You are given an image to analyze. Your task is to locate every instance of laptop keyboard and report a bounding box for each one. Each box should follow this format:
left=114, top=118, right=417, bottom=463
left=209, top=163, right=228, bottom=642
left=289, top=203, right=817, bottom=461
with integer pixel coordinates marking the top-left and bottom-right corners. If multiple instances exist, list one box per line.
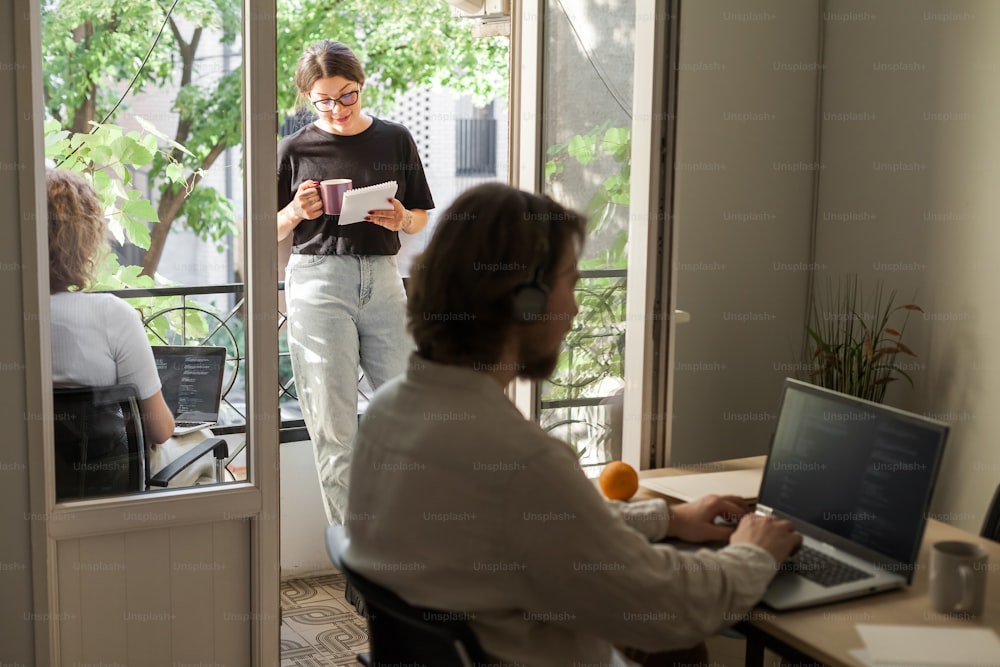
left=780, top=545, right=874, bottom=587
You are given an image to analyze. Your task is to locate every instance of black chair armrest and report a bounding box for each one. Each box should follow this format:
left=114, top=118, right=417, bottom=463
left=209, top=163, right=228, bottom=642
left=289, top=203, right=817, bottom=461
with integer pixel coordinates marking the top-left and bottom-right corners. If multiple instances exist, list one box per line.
left=982, top=484, right=1000, bottom=542
left=148, top=437, right=229, bottom=488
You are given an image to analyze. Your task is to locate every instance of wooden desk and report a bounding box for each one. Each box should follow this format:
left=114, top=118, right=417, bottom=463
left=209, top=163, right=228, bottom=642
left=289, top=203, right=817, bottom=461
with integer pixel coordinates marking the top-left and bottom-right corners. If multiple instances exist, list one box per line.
left=639, top=457, right=1000, bottom=667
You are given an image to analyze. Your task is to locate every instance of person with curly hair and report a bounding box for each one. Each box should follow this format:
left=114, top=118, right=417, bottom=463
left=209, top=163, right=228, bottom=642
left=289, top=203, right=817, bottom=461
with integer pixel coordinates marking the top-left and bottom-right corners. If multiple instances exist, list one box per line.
left=48, top=168, right=175, bottom=445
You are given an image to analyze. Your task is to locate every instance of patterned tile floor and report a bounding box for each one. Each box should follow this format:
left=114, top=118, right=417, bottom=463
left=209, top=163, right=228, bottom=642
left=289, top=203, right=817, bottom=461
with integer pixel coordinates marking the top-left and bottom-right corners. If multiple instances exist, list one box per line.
left=280, top=574, right=368, bottom=667
left=277, top=574, right=778, bottom=667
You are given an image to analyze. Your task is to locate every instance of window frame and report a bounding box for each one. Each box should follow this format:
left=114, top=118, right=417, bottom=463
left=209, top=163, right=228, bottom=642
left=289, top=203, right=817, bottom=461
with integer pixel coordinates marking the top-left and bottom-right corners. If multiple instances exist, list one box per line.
left=510, top=0, right=678, bottom=470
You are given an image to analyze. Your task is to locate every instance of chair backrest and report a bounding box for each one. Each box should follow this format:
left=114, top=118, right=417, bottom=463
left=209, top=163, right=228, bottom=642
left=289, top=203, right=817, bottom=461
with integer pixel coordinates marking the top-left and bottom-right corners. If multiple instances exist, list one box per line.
left=982, top=484, right=1000, bottom=542
left=53, top=383, right=145, bottom=500
left=325, top=525, right=493, bottom=667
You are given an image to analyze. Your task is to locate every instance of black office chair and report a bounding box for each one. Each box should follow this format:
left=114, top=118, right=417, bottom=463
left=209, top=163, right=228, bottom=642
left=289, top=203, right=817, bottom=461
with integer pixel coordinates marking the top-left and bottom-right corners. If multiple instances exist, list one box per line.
left=324, top=525, right=494, bottom=667
left=53, top=383, right=229, bottom=501
left=981, top=483, right=1000, bottom=542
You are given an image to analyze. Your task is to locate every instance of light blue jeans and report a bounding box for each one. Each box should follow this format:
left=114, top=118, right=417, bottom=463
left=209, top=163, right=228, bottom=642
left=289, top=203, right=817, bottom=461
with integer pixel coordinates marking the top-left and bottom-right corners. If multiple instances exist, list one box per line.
left=285, top=254, right=411, bottom=525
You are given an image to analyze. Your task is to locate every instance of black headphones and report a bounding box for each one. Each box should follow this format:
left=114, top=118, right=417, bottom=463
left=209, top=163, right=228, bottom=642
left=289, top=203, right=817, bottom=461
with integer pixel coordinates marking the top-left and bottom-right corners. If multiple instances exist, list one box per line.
left=510, top=192, right=552, bottom=323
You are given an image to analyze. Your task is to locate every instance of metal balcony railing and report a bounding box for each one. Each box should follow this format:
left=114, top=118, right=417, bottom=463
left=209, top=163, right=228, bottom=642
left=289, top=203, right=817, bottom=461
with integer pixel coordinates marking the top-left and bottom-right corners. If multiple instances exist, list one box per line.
left=102, top=282, right=305, bottom=441
left=539, top=268, right=628, bottom=468
left=102, top=268, right=627, bottom=458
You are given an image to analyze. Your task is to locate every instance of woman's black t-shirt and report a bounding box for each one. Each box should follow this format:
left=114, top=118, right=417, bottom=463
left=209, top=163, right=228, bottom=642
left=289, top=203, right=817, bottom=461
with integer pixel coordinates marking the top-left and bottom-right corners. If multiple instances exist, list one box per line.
left=277, top=117, right=435, bottom=255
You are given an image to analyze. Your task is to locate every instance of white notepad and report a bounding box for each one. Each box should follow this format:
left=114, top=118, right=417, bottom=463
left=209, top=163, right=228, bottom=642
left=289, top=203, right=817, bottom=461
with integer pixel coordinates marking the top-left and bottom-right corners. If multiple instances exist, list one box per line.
left=639, top=468, right=763, bottom=502
left=855, top=625, right=1000, bottom=666
left=338, top=180, right=398, bottom=225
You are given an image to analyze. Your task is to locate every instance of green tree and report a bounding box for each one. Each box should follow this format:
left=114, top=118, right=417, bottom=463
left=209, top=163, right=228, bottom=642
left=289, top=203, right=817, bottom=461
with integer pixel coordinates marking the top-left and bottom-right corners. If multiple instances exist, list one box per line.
left=277, top=1, right=508, bottom=115
left=42, top=0, right=508, bottom=278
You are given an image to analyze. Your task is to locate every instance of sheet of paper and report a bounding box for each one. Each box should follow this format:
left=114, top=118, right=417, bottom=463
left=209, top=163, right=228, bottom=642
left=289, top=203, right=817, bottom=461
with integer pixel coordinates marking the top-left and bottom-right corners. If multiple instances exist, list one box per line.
left=856, top=624, right=1000, bottom=666
left=639, top=468, right=763, bottom=502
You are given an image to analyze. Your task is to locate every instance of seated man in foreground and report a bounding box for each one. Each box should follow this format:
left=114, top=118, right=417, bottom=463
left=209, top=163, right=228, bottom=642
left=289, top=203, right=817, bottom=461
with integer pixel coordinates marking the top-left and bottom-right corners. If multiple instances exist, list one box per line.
left=344, top=183, right=801, bottom=666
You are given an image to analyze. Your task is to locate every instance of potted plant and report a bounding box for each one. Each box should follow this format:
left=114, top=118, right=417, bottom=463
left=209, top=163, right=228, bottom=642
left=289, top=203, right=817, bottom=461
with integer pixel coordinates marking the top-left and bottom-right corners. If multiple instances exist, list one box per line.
left=805, top=275, right=923, bottom=403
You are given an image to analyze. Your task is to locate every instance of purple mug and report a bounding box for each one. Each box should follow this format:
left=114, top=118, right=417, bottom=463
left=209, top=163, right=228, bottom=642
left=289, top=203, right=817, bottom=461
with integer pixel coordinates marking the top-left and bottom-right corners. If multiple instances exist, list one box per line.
left=319, top=179, right=352, bottom=215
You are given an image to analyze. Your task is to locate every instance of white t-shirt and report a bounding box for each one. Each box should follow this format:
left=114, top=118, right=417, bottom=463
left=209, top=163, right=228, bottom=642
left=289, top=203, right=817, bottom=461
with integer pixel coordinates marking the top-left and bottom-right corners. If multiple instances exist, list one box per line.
left=50, top=291, right=161, bottom=399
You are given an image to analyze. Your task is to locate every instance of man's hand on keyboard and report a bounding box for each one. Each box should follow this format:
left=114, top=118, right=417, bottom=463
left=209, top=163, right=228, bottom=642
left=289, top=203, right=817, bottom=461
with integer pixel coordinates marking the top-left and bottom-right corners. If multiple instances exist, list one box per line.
left=665, top=494, right=753, bottom=543
left=730, top=514, right=803, bottom=565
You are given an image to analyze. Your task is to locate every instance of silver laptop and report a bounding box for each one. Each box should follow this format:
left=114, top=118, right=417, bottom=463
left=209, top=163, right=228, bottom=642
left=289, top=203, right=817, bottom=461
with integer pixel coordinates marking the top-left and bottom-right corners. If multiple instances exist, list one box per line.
left=757, top=379, right=948, bottom=610
left=152, top=346, right=227, bottom=436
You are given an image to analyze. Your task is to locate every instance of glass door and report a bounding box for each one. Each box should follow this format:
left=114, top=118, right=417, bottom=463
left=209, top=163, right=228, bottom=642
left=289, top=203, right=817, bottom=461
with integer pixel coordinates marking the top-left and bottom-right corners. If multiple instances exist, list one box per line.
left=27, top=0, right=280, bottom=662
left=514, top=0, right=675, bottom=470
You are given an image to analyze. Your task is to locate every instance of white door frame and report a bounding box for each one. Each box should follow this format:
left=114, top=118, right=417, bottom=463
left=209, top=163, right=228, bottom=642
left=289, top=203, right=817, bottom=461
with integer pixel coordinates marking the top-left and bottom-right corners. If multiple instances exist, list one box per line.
left=20, top=1, right=280, bottom=662
left=508, top=0, right=543, bottom=418
left=621, top=0, right=673, bottom=470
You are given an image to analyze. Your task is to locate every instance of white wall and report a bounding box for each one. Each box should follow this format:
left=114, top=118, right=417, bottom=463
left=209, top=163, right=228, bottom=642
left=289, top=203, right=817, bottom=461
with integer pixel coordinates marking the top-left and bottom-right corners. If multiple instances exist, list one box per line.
left=279, top=440, right=336, bottom=578
left=389, top=87, right=510, bottom=277
left=670, top=0, right=821, bottom=464
left=674, top=0, right=1000, bottom=532
left=815, top=0, right=1000, bottom=532
left=813, top=0, right=940, bottom=385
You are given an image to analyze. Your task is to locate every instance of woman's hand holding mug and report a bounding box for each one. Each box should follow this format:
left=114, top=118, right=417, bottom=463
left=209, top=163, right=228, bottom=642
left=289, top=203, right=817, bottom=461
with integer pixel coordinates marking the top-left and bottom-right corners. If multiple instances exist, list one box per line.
left=292, top=180, right=324, bottom=222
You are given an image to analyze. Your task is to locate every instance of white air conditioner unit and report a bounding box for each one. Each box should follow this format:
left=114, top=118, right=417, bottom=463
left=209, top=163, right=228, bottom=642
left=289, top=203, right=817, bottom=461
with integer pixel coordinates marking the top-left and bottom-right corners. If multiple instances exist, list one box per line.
left=444, top=0, right=511, bottom=38
left=447, top=0, right=486, bottom=13
left=445, top=0, right=511, bottom=19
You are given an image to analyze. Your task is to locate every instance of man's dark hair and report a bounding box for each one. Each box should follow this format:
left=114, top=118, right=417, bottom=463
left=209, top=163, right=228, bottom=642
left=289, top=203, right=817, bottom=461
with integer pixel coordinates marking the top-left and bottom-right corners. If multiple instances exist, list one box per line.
left=408, top=183, right=586, bottom=367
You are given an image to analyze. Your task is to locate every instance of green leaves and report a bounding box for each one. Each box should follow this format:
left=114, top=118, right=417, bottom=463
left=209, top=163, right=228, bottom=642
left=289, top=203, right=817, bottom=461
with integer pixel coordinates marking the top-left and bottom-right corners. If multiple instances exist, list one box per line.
left=179, top=185, right=238, bottom=251
left=44, top=121, right=71, bottom=156
left=544, top=160, right=564, bottom=180
left=542, top=272, right=627, bottom=403
left=45, top=117, right=193, bottom=256
left=143, top=303, right=211, bottom=347
left=42, top=0, right=243, bottom=278
left=89, top=247, right=157, bottom=293
left=603, top=126, right=631, bottom=161
left=567, top=134, right=597, bottom=165
left=545, top=123, right=632, bottom=268
left=41, top=1, right=176, bottom=126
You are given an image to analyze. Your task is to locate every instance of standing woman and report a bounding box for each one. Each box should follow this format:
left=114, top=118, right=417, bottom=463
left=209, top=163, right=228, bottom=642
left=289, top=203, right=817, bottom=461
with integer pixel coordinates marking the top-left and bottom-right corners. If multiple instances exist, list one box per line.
left=278, top=40, right=434, bottom=525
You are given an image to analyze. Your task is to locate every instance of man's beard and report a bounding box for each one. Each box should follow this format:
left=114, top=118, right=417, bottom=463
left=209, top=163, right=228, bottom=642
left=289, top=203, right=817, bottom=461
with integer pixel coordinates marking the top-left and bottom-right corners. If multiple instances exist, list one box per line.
left=516, top=329, right=561, bottom=381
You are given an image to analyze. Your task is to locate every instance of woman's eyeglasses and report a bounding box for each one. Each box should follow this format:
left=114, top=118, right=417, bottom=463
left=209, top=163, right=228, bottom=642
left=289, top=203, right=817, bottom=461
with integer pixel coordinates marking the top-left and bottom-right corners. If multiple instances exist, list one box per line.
left=311, top=89, right=360, bottom=112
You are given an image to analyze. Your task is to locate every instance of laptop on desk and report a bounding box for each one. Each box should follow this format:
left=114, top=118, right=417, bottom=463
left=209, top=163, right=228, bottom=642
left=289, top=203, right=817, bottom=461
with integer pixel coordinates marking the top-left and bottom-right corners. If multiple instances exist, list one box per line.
left=152, top=346, right=227, bottom=436
left=757, top=379, right=949, bottom=611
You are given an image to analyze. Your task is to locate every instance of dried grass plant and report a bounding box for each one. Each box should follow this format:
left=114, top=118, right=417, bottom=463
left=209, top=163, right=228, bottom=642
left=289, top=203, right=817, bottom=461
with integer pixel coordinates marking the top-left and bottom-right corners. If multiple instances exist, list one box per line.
left=806, top=275, right=923, bottom=403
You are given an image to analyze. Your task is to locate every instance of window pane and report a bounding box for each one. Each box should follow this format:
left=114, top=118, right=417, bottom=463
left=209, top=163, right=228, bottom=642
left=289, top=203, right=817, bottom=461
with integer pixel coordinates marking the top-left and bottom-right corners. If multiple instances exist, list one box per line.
left=539, top=0, right=635, bottom=470
left=42, top=1, right=248, bottom=499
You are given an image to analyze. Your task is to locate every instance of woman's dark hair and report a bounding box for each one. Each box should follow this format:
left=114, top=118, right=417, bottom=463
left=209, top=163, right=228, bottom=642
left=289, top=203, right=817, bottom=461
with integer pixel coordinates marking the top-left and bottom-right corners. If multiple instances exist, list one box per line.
left=295, top=40, right=366, bottom=102
left=407, top=183, right=586, bottom=367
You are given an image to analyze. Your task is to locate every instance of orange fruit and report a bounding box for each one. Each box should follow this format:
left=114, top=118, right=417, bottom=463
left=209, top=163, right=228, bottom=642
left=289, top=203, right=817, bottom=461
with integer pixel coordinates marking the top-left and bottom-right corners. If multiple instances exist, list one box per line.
left=599, top=461, right=639, bottom=501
